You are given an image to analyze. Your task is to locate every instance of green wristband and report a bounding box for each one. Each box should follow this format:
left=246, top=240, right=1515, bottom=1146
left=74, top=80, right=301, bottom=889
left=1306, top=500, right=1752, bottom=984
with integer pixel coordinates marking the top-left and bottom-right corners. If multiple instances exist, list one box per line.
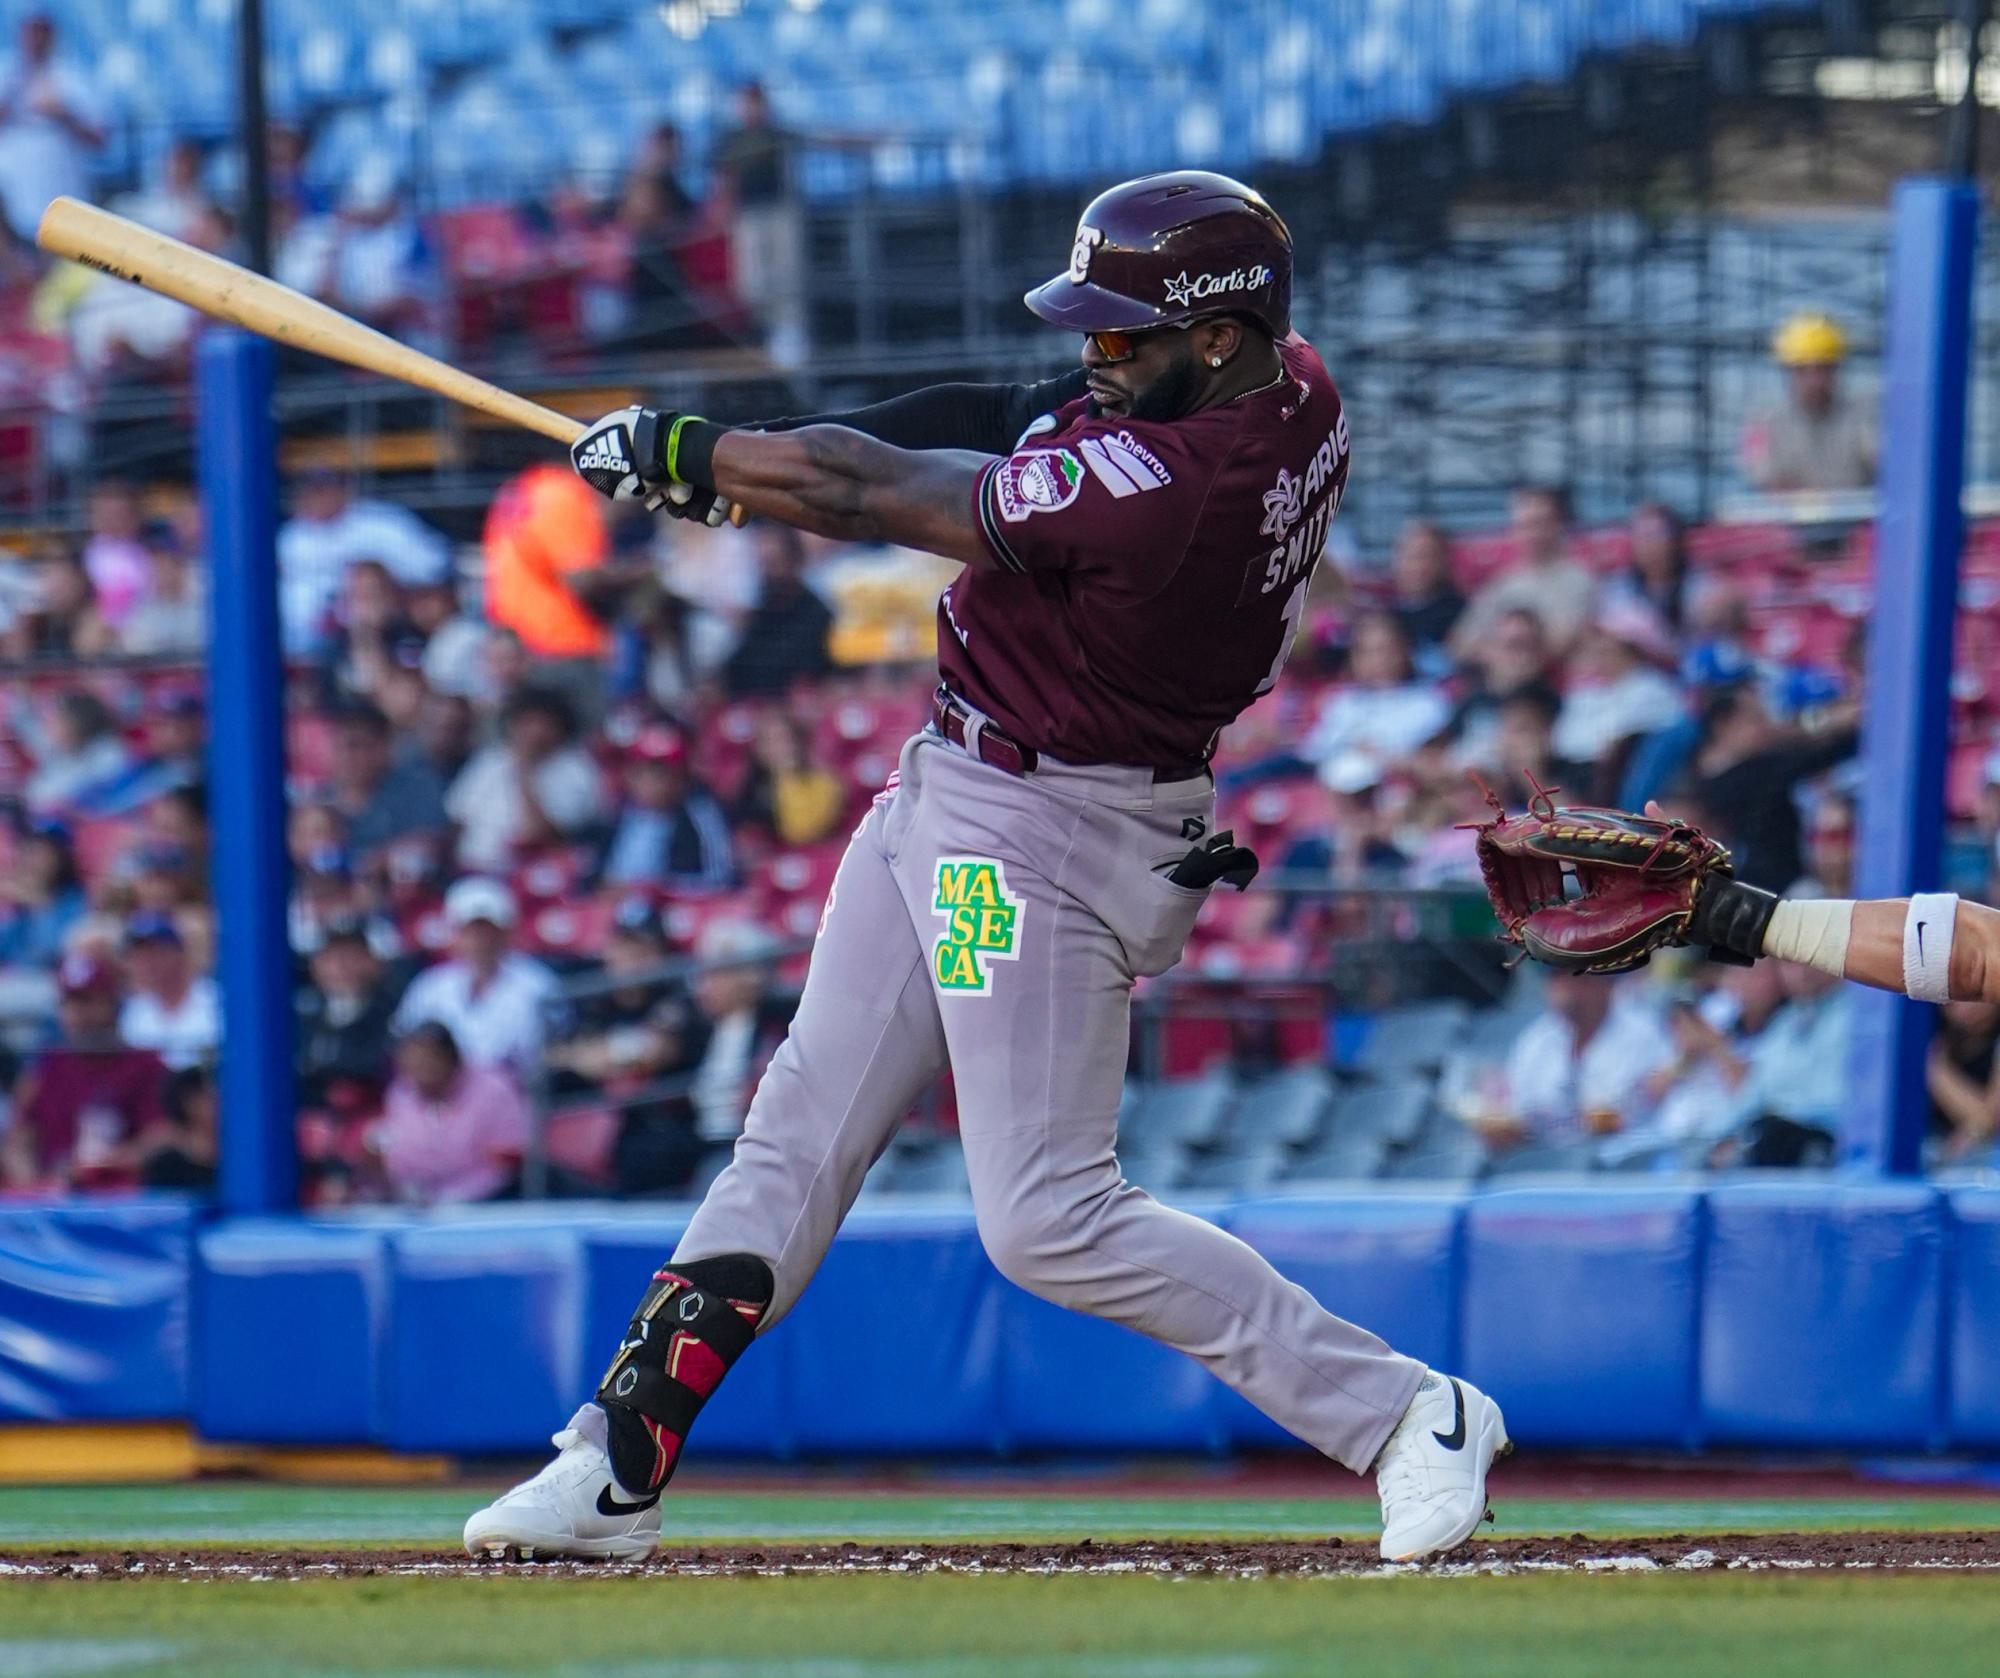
left=664, top=414, right=701, bottom=485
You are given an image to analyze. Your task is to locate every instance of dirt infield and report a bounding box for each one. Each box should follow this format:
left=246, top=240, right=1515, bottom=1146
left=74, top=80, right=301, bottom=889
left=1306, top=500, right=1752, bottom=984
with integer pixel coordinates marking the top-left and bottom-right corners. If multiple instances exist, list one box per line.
left=5, top=1530, right=1997, bottom=1579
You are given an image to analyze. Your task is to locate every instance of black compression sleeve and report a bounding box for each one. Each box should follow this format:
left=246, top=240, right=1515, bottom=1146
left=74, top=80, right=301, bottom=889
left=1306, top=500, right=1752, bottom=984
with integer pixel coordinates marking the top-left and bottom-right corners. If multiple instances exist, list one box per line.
left=755, top=369, right=1090, bottom=456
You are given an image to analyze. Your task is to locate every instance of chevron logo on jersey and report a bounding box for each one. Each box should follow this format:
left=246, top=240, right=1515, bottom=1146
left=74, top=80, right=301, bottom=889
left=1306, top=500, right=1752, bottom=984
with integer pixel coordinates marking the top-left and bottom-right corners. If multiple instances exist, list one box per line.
left=1079, top=432, right=1172, bottom=498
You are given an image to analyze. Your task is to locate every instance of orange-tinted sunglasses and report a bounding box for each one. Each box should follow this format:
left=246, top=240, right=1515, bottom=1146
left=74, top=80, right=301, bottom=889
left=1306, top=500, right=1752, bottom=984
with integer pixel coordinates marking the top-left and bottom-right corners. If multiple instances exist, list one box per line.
left=1085, top=316, right=1208, bottom=364
left=1086, top=327, right=1143, bottom=363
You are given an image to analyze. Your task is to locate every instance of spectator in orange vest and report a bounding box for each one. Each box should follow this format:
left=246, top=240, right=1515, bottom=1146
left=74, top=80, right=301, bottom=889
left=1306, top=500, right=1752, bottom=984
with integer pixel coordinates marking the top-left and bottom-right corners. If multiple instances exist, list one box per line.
left=484, top=465, right=617, bottom=655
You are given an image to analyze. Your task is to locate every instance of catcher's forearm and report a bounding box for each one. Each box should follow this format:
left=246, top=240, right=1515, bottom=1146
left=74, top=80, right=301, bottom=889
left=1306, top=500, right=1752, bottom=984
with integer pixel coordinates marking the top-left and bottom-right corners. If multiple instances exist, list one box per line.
left=1715, top=886, right=2000, bottom=1003
left=1843, top=897, right=1999, bottom=1002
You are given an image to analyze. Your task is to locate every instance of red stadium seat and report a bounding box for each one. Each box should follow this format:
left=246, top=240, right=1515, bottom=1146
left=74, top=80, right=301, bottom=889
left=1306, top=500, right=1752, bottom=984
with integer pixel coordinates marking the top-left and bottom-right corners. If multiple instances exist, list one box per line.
left=1225, top=779, right=1334, bottom=850
left=545, top=1104, right=618, bottom=1184
left=70, top=816, right=143, bottom=883
left=1450, top=531, right=1520, bottom=590
left=528, top=895, right=616, bottom=957
left=511, top=851, right=588, bottom=905
left=754, top=841, right=845, bottom=926
left=1947, top=741, right=1989, bottom=820
left=1572, top=527, right=1633, bottom=574
left=286, top=713, right=335, bottom=784
left=1685, top=522, right=1797, bottom=570
left=662, top=889, right=765, bottom=952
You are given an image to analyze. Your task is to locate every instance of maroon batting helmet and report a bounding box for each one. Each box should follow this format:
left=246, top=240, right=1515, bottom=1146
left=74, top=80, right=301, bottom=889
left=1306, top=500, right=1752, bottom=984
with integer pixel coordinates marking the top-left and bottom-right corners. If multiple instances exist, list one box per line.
left=1024, top=170, right=1292, bottom=338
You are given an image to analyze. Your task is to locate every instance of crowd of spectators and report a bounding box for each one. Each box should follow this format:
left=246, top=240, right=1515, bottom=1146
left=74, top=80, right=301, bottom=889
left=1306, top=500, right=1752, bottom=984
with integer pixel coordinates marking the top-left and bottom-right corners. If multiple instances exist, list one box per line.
left=11, top=439, right=2000, bottom=1197
left=0, top=447, right=859, bottom=1204
left=12, top=427, right=2000, bottom=1192
left=0, top=12, right=811, bottom=429
left=0, top=50, right=1981, bottom=1196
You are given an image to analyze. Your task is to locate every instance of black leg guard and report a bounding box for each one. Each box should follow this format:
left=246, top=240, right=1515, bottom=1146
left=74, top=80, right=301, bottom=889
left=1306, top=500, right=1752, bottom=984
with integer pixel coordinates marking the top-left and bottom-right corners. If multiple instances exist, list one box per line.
left=594, top=1254, right=773, bottom=1496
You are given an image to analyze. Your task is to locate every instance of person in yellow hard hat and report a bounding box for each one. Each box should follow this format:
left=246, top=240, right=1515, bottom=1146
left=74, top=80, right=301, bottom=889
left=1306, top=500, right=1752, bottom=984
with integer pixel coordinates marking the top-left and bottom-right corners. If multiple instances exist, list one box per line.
left=1740, top=311, right=1876, bottom=494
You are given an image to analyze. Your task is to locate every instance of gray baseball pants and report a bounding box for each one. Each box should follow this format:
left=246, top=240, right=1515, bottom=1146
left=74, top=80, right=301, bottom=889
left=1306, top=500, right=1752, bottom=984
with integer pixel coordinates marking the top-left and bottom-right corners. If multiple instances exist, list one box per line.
left=677, top=726, right=1424, bottom=1472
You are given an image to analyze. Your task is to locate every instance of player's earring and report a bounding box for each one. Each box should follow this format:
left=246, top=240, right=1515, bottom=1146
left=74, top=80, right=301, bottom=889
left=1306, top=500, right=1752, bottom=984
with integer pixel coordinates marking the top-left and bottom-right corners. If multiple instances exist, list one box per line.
left=1210, top=356, right=1224, bottom=367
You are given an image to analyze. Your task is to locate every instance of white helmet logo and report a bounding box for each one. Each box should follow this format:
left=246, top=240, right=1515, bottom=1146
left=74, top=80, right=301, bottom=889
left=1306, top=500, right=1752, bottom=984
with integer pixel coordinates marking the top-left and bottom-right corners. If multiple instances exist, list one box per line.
left=1068, top=224, right=1103, bottom=284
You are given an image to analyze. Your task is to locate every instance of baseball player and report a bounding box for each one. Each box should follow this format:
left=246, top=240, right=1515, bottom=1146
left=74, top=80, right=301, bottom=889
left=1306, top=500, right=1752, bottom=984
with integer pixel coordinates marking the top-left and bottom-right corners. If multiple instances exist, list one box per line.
left=465, top=172, right=1507, bottom=1565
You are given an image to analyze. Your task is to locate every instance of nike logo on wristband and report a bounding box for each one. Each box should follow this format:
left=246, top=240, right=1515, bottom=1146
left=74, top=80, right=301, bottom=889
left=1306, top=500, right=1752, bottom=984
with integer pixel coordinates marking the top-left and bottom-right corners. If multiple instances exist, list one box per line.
left=1916, top=921, right=1928, bottom=964
left=597, top=1484, right=662, bottom=1516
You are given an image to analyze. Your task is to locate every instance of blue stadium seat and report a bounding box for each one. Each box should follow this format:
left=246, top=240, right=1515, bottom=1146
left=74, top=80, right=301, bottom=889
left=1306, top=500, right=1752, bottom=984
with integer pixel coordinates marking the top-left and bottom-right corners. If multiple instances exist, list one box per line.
left=47, top=0, right=1799, bottom=201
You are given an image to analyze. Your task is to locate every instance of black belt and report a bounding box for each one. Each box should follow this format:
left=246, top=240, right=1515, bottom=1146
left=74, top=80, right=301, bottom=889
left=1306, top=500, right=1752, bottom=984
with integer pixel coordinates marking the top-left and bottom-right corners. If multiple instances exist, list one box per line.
left=931, top=690, right=1209, bottom=783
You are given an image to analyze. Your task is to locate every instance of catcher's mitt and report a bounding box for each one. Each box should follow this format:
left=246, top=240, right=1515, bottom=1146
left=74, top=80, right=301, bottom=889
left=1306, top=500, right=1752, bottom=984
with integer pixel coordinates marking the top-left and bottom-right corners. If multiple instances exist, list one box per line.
left=1467, top=777, right=1739, bottom=975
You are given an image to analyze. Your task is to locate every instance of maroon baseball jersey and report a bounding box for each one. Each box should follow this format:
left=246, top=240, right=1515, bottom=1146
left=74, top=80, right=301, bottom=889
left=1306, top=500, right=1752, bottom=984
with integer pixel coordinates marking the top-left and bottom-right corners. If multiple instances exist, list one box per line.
left=946, top=333, right=1349, bottom=769
left=18, top=1045, right=166, bottom=1177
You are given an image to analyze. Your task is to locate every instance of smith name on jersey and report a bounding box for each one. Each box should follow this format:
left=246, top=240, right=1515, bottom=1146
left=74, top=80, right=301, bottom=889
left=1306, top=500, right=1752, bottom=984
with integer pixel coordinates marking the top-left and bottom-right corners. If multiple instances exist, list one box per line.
left=949, top=333, right=1350, bottom=771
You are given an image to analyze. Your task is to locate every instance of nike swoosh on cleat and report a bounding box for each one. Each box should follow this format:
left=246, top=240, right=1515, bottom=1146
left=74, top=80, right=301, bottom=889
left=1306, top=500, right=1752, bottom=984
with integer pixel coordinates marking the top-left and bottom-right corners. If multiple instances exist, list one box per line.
left=596, top=1485, right=662, bottom=1516
left=1431, top=1378, right=1468, bottom=1451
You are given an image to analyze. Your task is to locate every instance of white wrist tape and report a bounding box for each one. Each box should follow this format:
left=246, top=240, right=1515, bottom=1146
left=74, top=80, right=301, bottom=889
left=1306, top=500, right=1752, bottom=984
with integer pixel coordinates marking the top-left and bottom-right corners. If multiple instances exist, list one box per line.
left=1903, top=893, right=1959, bottom=1004
left=1762, top=897, right=1854, bottom=979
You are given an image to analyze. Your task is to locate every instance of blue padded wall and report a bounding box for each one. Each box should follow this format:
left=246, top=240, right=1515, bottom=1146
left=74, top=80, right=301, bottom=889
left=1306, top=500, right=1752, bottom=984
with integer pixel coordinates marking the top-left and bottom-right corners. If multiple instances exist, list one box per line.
left=380, top=1222, right=583, bottom=1452
left=997, top=1285, right=1224, bottom=1453
left=1946, top=1187, right=2000, bottom=1446
left=1462, top=1187, right=1703, bottom=1448
left=0, top=1197, right=192, bottom=1420
left=1701, top=1181, right=1946, bottom=1448
left=580, top=1219, right=793, bottom=1459
left=782, top=1208, right=1006, bottom=1454
left=1217, top=1195, right=1463, bottom=1448
left=196, top=1219, right=387, bottom=1442
left=22, top=1184, right=1978, bottom=1455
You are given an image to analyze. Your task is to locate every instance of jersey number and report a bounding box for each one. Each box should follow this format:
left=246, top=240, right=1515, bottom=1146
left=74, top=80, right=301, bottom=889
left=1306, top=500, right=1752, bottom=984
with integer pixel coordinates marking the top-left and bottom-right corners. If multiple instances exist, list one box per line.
left=1256, top=577, right=1309, bottom=695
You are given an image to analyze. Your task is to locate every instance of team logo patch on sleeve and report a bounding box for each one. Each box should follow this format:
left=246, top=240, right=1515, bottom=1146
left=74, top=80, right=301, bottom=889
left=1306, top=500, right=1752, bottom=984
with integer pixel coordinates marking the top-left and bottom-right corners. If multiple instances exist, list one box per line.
left=930, top=857, right=1025, bottom=993
left=1079, top=432, right=1172, bottom=498
left=992, top=450, right=1085, bottom=523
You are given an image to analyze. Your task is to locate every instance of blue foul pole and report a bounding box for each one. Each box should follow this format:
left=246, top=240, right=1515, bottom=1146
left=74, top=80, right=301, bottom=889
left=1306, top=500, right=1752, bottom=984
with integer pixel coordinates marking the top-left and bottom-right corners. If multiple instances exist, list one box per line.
left=1845, top=179, right=1979, bottom=1175
left=198, top=330, right=298, bottom=1212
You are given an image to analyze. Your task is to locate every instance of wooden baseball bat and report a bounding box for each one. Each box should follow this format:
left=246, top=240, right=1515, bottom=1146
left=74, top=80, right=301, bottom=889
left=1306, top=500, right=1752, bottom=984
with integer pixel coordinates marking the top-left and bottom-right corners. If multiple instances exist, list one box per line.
left=37, top=195, right=588, bottom=444
left=39, top=197, right=750, bottom=523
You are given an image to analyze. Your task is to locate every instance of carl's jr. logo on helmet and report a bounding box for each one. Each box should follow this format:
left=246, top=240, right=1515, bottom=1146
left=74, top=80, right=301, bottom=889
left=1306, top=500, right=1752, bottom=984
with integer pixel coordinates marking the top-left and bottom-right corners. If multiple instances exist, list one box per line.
left=1163, top=264, right=1273, bottom=307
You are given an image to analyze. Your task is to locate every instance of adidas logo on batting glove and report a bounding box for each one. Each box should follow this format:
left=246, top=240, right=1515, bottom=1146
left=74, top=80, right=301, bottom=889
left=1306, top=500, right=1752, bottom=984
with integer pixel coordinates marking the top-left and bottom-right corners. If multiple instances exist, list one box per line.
left=571, top=407, right=650, bottom=502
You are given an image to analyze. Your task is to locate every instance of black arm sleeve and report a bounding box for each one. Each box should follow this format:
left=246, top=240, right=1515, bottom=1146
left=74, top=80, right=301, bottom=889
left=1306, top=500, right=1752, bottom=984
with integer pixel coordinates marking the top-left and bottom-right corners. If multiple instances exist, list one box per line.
left=753, top=369, right=1090, bottom=456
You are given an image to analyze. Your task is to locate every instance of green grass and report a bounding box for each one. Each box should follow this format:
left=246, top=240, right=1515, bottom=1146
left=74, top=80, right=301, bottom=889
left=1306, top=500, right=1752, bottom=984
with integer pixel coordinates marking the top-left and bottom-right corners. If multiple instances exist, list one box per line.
left=2, top=1482, right=1997, bottom=1547
left=2, top=1574, right=1998, bottom=1678
left=5, top=1483, right=1999, bottom=1678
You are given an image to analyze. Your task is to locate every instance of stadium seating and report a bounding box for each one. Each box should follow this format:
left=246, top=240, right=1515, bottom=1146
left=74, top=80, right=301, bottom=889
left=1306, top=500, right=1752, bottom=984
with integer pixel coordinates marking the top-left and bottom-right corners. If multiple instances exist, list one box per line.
left=31, top=0, right=1804, bottom=203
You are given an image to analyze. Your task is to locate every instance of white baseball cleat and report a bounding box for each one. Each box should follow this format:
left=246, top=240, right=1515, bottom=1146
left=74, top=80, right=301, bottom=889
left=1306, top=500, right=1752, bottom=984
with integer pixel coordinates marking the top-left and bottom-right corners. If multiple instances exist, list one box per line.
left=463, top=1404, right=662, bottom=1562
left=1374, top=1370, right=1510, bottom=1562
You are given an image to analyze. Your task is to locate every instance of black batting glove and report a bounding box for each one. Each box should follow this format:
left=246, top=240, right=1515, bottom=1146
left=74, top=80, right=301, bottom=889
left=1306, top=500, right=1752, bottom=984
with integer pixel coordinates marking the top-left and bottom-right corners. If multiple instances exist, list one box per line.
left=571, top=405, right=737, bottom=524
